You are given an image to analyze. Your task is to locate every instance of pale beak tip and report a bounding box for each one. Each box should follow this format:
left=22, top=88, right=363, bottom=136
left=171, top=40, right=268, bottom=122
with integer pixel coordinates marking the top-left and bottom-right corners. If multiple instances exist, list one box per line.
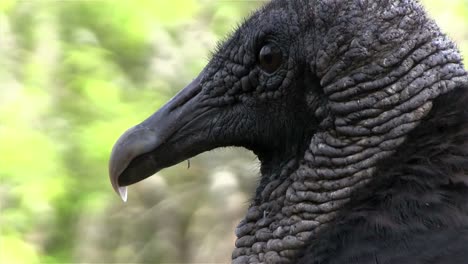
left=118, top=186, right=128, bottom=202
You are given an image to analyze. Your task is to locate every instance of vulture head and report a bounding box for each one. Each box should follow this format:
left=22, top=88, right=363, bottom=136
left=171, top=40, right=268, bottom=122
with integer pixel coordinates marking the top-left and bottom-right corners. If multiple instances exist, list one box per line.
left=109, top=0, right=468, bottom=263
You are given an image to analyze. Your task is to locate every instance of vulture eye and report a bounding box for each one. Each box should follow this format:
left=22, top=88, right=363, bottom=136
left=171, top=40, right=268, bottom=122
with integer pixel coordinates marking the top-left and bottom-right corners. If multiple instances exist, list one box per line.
left=258, top=43, right=282, bottom=74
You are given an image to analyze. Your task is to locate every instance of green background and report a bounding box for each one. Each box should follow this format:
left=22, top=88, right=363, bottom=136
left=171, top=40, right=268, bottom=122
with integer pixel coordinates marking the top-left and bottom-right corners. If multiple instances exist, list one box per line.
left=0, top=1, right=467, bottom=263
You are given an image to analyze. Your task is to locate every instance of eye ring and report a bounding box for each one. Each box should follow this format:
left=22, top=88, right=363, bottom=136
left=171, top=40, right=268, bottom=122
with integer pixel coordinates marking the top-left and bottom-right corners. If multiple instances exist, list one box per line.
left=258, top=43, right=283, bottom=74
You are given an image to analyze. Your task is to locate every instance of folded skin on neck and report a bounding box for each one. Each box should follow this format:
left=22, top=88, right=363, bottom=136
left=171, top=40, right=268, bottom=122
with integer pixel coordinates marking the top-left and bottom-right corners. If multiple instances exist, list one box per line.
left=108, top=0, right=468, bottom=263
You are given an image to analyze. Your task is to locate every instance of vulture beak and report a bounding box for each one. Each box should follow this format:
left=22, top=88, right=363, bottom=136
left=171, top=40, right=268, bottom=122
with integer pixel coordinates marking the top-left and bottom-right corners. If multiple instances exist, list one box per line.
left=109, top=75, right=207, bottom=201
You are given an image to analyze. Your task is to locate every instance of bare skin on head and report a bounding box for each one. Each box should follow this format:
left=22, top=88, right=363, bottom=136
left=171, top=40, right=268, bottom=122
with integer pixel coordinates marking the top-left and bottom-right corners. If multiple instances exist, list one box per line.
left=109, top=0, right=468, bottom=263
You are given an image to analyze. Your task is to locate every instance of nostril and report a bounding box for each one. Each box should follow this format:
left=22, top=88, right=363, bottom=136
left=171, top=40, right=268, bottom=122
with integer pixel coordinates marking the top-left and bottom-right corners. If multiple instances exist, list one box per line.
left=168, top=76, right=203, bottom=111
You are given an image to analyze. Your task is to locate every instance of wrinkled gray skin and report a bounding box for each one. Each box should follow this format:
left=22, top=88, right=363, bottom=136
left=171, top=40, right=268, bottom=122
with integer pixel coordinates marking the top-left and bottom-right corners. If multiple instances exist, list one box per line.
left=109, top=0, right=468, bottom=263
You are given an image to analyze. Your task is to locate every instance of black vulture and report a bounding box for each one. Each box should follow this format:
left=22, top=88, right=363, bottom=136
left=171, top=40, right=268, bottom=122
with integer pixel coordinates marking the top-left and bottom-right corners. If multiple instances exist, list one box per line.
left=109, top=0, right=468, bottom=263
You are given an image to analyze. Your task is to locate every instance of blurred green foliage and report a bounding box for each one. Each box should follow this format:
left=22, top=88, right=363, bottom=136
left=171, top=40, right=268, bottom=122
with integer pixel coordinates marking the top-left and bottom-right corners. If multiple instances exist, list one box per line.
left=0, top=1, right=467, bottom=263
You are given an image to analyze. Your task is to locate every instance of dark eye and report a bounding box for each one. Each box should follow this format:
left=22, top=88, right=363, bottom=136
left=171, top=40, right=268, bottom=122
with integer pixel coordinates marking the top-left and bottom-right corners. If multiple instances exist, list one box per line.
left=258, top=43, right=282, bottom=74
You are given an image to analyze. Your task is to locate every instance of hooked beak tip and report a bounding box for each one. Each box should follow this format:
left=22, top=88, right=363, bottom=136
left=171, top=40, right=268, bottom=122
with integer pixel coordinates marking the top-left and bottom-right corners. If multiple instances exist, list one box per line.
left=110, top=167, right=128, bottom=202
left=108, top=125, right=161, bottom=202
left=118, top=186, right=128, bottom=202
